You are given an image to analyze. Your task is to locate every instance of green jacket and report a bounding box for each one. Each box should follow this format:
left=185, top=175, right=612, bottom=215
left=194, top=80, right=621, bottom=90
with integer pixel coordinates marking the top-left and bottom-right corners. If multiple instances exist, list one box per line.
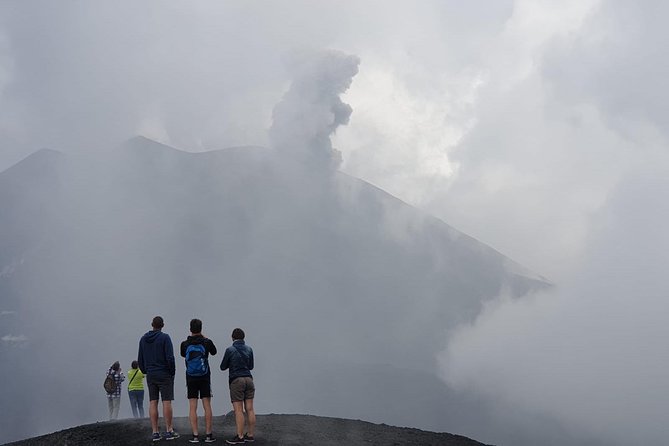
left=127, top=368, right=145, bottom=391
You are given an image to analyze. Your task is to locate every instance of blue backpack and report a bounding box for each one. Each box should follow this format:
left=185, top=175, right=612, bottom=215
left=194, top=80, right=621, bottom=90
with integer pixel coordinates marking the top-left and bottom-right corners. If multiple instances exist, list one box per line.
left=185, top=343, right=208, bottom=376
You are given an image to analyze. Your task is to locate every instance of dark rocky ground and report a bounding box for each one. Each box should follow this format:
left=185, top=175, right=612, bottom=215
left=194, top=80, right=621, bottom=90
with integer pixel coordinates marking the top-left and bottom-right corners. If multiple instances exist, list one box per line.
left=4, top=414, right=493, bottom=445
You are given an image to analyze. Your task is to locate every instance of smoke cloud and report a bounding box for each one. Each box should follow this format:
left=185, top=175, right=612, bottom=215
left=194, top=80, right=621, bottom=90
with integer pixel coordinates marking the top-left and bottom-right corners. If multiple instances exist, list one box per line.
left=440, top=169, right=669, bottom=445
left=431, top=4, right=669, bottom=444
left=1, top=2, right=669, bottom=446
left=269, top=49, right=360, bottom=170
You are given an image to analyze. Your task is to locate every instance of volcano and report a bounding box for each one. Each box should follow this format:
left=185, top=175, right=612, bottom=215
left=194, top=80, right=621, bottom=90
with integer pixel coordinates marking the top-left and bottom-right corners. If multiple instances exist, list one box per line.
left=0, top=137, right=547, bottom=444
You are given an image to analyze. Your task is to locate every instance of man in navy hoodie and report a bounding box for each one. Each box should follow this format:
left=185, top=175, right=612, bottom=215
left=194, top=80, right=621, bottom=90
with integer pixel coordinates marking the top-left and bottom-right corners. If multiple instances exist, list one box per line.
left=138, top=316, right=180, bottom=441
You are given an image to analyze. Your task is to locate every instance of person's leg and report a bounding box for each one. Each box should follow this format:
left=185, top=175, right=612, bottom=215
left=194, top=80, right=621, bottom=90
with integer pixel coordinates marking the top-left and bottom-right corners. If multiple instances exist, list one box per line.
left=128, top=392, right=135, bottom=418
left=189, top=398, right=199, bottom=436
left=244, top=399, right=255, bottom=437
left=228, top=378, right=246, bottom=442
left=147, top=376, right=161, bottom=433
left=186, top=378, right=199, bottom=436
left=163, top=400, right=173, bottom=432
left=202, top=398, right=213, bottom=435
left=149, top=400, right=159, bottom=433
left=232, top=401, right=245, bottom=439
left=162, top=375, right=175, bottom=433
left=107, top=397, right=114, bottom=420
left=199, top=378, right=213, bottom=435
left=138, top=390, right=145, bottom=418
left=112, top=397, right=121, bottom=419
left=116, top=397, right=122, bottom=419
left=129, top=391, right=138, bottom=418
left=241, top=377, right=256, bottom=438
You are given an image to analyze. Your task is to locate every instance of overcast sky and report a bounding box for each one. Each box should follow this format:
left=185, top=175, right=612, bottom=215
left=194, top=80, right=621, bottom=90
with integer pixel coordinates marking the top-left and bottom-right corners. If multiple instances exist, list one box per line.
left=1, top=1, right=668, bottom=445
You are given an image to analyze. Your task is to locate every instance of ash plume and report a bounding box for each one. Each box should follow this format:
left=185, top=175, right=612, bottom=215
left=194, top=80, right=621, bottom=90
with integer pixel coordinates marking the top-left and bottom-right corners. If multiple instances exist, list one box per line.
left=269, top=49, right=360, bottom=170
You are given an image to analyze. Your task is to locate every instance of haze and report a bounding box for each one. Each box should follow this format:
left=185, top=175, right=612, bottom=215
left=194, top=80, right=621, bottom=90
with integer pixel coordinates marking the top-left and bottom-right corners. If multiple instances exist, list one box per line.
left=1, top=2, right=668, bottom=446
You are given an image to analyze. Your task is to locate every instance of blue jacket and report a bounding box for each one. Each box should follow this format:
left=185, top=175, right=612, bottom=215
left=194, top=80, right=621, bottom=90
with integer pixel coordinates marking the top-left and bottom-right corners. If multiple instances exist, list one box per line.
left=138, top=329, right=176, bottom=378
left=220, top=340, right=254, bottom=384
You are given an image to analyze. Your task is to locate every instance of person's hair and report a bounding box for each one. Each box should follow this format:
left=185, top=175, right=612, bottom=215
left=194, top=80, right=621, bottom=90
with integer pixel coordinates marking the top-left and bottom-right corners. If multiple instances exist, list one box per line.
left=190, top=318, right=202, bottom=334
left=131, top=360, right=138, bottom=369
left=111, top=361, right=120, bottom=371
left=152, top=316, right=164, bottom=329
left=232, top=328, right=245, bottom=340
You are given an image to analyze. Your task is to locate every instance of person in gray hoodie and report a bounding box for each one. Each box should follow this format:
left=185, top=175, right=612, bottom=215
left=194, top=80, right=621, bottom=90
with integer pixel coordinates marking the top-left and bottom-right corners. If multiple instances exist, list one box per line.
left=138, top=316, right=180, bottom=441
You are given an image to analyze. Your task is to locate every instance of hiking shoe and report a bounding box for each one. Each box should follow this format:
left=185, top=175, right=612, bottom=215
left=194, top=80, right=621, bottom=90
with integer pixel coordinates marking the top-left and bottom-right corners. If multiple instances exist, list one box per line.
left=205, top=433, right=217, bottom=442
left=225, top=435, right=244, bottom=444
left=164, top=431, right=180, bottom=440
left=189, top=435, right=201, bottom=443
left=152, top=432, right=162, bottom=442
left=243, top=433, right=254, bottom=442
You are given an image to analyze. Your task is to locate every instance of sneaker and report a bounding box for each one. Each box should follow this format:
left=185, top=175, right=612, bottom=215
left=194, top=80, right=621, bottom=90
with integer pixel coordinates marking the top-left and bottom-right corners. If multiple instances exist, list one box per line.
left=164, top=431, right=180, bottom=441
left=205, top=433, right=216, bottom=443
left=243, top=434, right=254, bottom=442
left=189, top=435, right=201, bottom=443
left=225, top=435, right=244, bottom=444
left=152, top=432, right=162, bottom=442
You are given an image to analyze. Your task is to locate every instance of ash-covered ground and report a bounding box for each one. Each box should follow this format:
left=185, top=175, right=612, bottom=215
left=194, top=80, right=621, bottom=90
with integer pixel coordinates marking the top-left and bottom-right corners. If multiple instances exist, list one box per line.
left=4, top=414, right=492, bottom=446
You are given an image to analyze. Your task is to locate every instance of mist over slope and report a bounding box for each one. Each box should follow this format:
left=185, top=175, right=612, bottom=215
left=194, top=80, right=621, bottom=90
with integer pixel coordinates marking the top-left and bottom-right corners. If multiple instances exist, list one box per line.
left=0, top=136, right=548, bottom=444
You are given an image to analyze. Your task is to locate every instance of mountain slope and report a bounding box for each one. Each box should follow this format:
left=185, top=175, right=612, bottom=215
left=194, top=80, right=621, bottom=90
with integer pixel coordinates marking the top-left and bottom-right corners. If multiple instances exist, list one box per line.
left=0, top=137, right=548, bottom=444
left=3, top=414, right=492, bottom=446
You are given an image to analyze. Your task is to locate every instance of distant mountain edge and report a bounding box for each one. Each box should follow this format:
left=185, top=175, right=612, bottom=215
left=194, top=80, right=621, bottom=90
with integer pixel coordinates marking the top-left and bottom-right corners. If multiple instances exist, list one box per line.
left=124, top=135, right=550, bottom=285
left=1, top=135, right=550, bottom=286
left=3, top=414, right=493, bottom=446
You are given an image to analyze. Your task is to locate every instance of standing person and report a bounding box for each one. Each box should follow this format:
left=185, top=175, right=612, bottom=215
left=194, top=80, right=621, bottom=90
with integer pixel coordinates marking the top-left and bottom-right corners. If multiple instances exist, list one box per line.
left=138, top=316, right=180, bottom=441
left=180, top=318, right=218, bottom=443
left=127, top=360, right=146, bottom=418
left=105, top=361, right=125, bottom=420
left=220, top=328, right=255, bottom=444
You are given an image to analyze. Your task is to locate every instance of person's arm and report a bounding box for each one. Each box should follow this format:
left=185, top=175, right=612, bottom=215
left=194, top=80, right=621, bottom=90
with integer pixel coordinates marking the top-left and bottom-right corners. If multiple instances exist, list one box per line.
left=138, top=340, right=146, bottom=374
left=220, top=347, right=230, bottom=371
left=248, top=348, right=254, bottom=371
left=165, top=334, right=176, bottom=376
left=180, top=340, right=187, bottom=358
left=207, top=338, right=217, bottom=356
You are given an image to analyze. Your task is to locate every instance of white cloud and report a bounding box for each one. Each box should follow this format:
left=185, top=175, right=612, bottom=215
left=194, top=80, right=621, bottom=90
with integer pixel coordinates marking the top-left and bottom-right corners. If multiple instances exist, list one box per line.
left=440, top=169, right=669, bottom=445
left=436, top=2, right=669, bottom=443
left=336, top=63, right=476, bottom=204
left=1, top=334, right=28, bottom=343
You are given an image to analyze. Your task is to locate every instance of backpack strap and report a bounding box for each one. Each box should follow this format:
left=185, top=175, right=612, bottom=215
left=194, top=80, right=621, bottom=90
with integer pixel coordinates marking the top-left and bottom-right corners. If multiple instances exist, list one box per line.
left=128, top=369, right=139, bottom=387
left=233, top=344, right=249, bottom=369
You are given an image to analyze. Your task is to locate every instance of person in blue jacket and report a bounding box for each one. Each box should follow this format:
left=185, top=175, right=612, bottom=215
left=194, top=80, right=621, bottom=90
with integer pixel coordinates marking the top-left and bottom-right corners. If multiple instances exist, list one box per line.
left=138, top=316, right=180, bottom=441
left=220, top=328, right=255, bottom=444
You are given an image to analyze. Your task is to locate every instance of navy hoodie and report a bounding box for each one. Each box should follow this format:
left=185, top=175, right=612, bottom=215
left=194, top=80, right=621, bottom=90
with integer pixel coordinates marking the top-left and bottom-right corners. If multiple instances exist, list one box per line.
left=138, top=330, right=176, bottom=378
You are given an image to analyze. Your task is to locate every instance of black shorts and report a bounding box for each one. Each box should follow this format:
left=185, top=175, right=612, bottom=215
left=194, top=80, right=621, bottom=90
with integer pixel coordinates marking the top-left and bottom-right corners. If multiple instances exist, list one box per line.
left=147, top=375, right=175, bottom=401
left=187, top=376, right=212, bottom=399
